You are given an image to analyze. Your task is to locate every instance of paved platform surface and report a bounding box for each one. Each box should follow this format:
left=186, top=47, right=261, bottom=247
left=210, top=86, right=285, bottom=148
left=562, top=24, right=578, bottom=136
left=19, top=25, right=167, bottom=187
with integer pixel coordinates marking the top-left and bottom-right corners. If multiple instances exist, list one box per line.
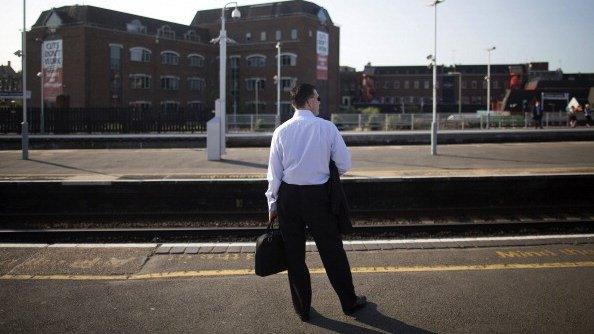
left=1, top=236, right=593, bottom=333
left=1, top=141, right=594, bottom=181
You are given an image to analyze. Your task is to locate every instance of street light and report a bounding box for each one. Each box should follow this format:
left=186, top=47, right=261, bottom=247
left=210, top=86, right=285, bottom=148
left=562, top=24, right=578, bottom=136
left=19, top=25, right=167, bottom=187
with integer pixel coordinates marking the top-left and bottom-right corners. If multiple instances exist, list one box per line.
left=37, top=71, right=44, bottom=133
left=428, top=0, right=444, bottom=156
left=21, top=0, right=29, bottom=159
left=216, top=2, right=241, bottom=155
left=275, top=42, right=281, bottom=127
left=486, top=46, right=496, bottom=128
left=448, top=71, right=462, bottom=115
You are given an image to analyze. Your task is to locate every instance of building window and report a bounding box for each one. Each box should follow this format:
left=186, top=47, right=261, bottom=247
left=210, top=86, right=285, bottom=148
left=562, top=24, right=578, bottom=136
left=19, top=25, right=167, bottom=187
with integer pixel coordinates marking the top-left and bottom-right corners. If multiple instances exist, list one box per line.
left=281, top=77, right=297, bottom=91
left=187, top=101, right=204, bottom=112
left=246, top=78, right=265, bottom=91
left=246, top=54, right=266, bottom=67
left=482, top=80, right=488, bottom=89
left=424, top=80, right=430, bottom=89
left=279, top=53, right=297, bottom=66
left=493, top=80, right=499, bottom=89
left=188, top=54, right=205, bottom=67
left=130, top=47, right=151, bottom=62
left=130, top=101, right=151, bottom=110
left=462, top=80, right=467, bottom=89
left=408, top=96, right=415, bottom=103
left=129, top=74, right=151, bottom=89
left=188, top=77, right=205, bottom=91
left=471, top=81, right=477, bottom=89
left=291, top=29, right=298, bottom=40
left=276, top=30, right=281, bottom=40
left=260, top=31, right=267, bottom=41
left=245, top=32, right=251, bottom=42
left=126, top=20, right=147, bottom=34
left=245, top=101, right=266, bottom=113
left=414, top=81, right=420, bottom=89
left=184, top=30, right=200, bottom=42
left=230, top=56, right=241, bottom=69
left=393, top=81, right=400, bottom=89
left=383, top=81, right=390, bottom=89
left=161, top=101, right=179, bottom=112
left=404, top=81, right=410, bottom=89
left=161, top=76, right=180, bottom=90
left=158, top=25, right=176, bottom=39
left=161, top=51, right=180, bottom=65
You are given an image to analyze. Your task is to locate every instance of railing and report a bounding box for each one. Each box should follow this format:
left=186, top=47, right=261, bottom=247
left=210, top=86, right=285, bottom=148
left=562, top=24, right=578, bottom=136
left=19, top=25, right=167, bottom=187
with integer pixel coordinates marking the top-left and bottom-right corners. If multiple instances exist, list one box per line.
left=0, top=107, right=585, bottom=134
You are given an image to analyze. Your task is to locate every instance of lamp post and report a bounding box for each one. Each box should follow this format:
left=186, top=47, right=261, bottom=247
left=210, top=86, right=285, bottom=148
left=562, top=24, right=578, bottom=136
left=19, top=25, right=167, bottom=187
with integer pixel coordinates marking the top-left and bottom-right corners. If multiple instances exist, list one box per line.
left=217, top=2, right=241, bottom=154
left=276, top=42, right=281, bottom=127
left=486, top=46, right=496, bottom=128
left=254, top=77, right=259, bottom=117
left=448, top=71, right=462, bottom=115
left=21, top=0, right=28, bottom=159
left=428, top=0, right=444, bottom=156
left=37, top=71, right=44, bottom=134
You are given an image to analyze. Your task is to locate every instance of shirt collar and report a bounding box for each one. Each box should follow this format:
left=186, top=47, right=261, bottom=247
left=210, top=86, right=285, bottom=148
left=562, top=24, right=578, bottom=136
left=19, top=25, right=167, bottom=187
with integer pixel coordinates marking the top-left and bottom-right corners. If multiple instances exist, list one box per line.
left=293, top=109, right=316, bottom=118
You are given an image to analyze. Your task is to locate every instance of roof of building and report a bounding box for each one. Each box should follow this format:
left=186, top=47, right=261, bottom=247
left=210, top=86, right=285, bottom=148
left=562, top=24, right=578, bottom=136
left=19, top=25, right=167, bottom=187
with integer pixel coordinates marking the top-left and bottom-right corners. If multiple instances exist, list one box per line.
left=191, top=0, right=333, bottom=26
left=0, top=63, right=17, bottom=77
left=32, top=5, right=211, bottom=43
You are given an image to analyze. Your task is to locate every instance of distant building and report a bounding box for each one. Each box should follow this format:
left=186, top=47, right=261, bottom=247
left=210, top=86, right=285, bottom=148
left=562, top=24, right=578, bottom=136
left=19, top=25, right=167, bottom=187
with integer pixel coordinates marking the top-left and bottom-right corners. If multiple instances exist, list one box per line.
left=26, top=0, right=339, bottom=118
left=0, top=61, right=22, bottom=105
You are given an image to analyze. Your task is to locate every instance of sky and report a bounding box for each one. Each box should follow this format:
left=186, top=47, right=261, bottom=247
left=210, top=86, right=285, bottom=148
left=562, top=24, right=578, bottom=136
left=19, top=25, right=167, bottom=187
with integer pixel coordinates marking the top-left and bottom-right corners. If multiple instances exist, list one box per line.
left=1, top=0, right=593, bottom=73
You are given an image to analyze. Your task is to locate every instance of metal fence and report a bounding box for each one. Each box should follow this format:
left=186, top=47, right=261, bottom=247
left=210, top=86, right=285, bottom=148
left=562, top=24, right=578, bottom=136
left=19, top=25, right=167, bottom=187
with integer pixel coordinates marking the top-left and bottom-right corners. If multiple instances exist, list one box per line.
left=0, top=107, right=583, bottom=134
left=0, top=107, right=211, bottom=134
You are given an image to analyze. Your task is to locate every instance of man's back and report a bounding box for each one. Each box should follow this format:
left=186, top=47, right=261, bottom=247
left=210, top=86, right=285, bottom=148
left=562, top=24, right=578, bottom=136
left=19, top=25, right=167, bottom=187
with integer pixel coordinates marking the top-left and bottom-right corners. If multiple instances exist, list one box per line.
left=273, top=110, right=350, bottom=185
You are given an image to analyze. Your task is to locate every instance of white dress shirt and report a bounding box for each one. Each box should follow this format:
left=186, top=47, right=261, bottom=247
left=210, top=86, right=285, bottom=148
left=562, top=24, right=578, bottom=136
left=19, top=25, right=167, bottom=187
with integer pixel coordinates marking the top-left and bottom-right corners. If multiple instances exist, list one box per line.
left=265, top=109, right=351, bottom=212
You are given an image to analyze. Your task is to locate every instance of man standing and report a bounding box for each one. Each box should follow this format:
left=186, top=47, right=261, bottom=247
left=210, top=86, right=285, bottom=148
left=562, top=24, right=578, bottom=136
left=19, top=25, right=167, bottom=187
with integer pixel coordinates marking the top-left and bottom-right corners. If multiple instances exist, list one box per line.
left=532, top=100, right=543, bottom=129
left=265, top=83, right=366, bottom=322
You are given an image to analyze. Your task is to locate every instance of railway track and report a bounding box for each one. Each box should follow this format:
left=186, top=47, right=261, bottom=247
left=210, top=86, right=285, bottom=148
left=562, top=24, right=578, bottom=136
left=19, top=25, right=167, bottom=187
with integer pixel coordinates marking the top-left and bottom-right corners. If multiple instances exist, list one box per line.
left=1, top=217, right=592, bottom=243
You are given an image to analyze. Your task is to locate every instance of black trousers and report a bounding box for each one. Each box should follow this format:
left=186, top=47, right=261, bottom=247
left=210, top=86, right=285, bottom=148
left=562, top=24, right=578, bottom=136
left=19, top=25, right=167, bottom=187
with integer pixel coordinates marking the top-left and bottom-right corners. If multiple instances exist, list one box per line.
left=277, top=181, right=357, bottom=315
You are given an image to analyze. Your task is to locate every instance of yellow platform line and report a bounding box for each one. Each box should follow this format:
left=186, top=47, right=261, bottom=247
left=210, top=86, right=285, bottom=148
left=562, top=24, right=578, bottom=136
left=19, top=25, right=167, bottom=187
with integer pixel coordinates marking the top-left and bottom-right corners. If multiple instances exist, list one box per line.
left=1, top=261, right=593, bottom=281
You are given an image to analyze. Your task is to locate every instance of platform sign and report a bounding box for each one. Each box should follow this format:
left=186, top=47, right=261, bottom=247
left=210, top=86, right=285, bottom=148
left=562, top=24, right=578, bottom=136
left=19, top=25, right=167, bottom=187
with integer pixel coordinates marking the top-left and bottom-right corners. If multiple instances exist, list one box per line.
left=41, top=39, right=63, bottom=103
left=316, top=31, right=329, bottom=80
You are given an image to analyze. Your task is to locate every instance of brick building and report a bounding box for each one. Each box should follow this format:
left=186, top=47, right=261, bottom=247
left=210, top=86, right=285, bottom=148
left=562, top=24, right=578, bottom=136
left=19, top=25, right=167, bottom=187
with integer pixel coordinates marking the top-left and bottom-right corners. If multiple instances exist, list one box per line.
left=0, top=61, right=22, bottom=106
left=26, top=0, right=339, bottom=118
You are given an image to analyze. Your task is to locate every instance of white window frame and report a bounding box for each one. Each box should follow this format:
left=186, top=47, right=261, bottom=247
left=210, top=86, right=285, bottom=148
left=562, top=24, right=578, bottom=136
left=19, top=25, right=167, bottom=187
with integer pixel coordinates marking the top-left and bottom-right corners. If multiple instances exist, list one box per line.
left=187, top=77, right=206, bottom=91
left=161, top=76, right=180, bottom=90
left=291, top=29, right=298, bottom=40
left=245, top=77, right=266, bottom=91
left=280, top=77, right=297, bottom=91
left=275, top=30, right=281, bottom=40
left=161, top=51, right=180, bottom=65
left=260, top=31, right=267, bottom=41
left=229, top=55, right=241, bottom=69
left=184, top=30, right=200, bottom=42
left=187, top=53, right=205, bottom=67
left=158, top=25, right=176, bottom=39
left=129, top=74, right=152, bottom=89
left=276, top=52, right=297, bottom=67
left=161, top=100, right=180, bottom=112
left=246, top=54, right=266, bottom=68
left=130, top=47, right=151, bottom=62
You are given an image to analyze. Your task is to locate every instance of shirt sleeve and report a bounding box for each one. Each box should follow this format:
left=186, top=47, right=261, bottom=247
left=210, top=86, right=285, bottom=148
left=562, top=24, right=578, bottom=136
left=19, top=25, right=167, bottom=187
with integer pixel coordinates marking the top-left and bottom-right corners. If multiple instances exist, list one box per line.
left=330, top=125, right=351, bottom=175
left=265, top=130, right=283, bottom=212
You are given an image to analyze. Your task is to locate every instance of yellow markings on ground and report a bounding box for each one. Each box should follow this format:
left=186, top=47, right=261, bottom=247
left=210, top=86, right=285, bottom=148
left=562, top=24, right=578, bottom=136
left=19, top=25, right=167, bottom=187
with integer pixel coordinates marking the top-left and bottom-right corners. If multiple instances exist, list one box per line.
left=1, top=261, right=593, bottom=281
left=496, top=247, right=594, bottom=258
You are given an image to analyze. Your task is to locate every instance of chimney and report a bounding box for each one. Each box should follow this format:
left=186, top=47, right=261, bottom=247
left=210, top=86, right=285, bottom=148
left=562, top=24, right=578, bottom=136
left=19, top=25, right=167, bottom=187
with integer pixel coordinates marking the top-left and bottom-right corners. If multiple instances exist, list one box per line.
left=7, top=61, right=11, bottom=68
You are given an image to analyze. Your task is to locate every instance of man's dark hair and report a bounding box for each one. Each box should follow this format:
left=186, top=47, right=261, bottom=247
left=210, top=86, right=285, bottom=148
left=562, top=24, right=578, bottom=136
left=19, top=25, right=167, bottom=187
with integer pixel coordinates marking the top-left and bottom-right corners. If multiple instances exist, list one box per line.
left=290, top=83, right=316, bottom=108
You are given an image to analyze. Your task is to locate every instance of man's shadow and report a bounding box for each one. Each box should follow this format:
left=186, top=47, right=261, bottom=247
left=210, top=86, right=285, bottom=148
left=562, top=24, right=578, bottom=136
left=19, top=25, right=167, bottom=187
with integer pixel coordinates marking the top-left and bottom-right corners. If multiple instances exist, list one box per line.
left=309, top=303, right=434, bottom=334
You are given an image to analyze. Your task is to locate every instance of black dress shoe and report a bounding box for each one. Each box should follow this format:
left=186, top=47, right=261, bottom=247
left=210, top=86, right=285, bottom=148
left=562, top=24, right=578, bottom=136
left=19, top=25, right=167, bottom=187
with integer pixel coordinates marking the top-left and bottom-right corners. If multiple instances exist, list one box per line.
left=343, top=295, right=367, bottom=315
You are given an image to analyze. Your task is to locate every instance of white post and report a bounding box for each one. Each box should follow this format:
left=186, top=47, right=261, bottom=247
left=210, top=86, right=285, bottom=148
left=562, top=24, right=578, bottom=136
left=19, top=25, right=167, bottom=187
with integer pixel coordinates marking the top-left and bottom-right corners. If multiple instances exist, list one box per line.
left=255, top=78, right=259, bottom=118
left=38, top=71, right=44, bottom=134
left=219, top=12, right=227, bottom=154
left=486, top=46, right=495, bottom=130
left=21, top=0, right=28, bottom=159
left=430, top=1, right=440, bottom=156
left=276, top=42, right=281, bottom=128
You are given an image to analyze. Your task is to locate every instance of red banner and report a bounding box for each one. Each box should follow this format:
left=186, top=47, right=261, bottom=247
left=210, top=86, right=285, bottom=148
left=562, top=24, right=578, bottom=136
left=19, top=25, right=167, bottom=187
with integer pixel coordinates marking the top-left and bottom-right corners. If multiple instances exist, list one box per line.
left=316, top=55, right=328, bottom=80
left=42, top=39, right=63, bottom=103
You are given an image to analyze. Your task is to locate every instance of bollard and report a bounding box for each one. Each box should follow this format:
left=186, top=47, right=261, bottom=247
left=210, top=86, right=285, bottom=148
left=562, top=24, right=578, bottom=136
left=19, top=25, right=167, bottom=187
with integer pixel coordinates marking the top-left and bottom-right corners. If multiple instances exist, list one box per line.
left=411, top=114, right=415, bottom=130
left=358, top=114, right=362, bottom=130
left=385, top=114, right=389, bottom=131
left=207, top=115, right=222, bottom=160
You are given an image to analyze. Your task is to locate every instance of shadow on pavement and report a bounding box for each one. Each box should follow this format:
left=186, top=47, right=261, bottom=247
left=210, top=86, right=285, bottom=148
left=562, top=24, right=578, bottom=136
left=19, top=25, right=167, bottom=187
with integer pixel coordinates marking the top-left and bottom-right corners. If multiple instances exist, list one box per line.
left=309, top=303, right=433, bottom=334
left=28, top=159, right=109, bottom=175
left=220, top=158, right=268, bottom=169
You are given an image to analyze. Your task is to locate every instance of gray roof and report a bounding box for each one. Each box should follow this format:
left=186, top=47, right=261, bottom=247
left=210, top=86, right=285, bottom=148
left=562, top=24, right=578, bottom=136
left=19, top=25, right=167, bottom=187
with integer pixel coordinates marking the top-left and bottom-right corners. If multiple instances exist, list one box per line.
left=191, top=0, right=332, bottom=26
left=32, top=5, right=211, bottom=43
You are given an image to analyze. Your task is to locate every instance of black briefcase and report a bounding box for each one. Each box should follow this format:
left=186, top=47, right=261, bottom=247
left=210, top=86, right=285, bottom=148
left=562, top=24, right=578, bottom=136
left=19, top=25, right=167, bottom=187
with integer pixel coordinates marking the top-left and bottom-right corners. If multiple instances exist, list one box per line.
left=255, top=221, right=287, bottom=277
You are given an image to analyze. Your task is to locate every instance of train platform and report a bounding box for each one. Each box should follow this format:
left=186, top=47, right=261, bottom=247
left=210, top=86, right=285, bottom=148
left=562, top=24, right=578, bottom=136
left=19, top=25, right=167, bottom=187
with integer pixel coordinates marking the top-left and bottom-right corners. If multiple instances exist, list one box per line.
left=1, top=235, right=593, bottom=333
left=1, top=141, right=594, bottom=182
